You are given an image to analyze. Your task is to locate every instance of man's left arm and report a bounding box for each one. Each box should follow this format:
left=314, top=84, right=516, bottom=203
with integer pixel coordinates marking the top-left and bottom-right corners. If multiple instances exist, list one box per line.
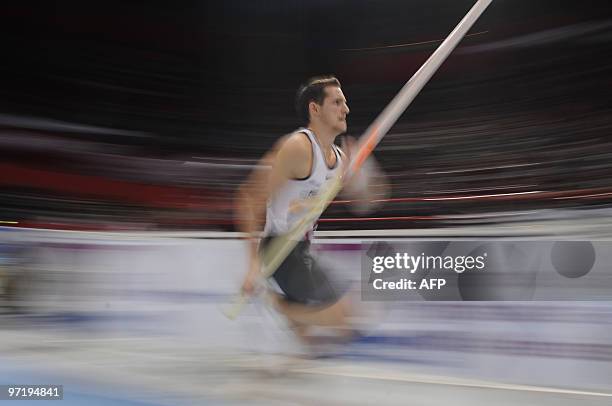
left=337, top=136, right=390, bottom=215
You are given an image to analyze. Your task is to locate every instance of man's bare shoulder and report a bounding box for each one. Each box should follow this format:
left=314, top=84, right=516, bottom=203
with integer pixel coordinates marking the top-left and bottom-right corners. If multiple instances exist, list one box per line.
left=275, top=131, right=311, bottom=157
left=273, top=131, right=312, bottom=178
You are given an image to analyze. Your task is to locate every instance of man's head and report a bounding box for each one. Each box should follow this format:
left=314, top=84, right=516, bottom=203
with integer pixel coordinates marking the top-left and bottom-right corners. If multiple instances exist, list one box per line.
left=296, top=75, right=349, bottom=134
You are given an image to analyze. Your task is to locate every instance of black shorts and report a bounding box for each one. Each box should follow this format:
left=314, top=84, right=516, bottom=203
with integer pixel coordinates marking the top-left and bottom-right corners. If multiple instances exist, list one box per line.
left=260, top=236, right=345, bottom=306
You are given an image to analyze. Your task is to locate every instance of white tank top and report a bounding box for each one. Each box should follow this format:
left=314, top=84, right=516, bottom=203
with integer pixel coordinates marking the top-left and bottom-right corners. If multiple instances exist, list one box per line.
left=264, top=128, right=343, bottom=238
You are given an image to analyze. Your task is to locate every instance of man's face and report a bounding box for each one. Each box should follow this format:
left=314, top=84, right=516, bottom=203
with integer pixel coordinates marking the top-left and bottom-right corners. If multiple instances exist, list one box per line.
left=313, top=86, right=350, bottom=134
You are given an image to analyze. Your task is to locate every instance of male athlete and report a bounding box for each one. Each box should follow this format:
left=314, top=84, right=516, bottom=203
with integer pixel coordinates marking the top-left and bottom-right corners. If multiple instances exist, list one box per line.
left=236, top=76, right=384, bottom=341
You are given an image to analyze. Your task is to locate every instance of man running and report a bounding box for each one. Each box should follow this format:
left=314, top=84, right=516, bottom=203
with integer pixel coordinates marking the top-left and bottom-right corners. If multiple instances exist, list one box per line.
left=236, top=75, right=383, bottom=341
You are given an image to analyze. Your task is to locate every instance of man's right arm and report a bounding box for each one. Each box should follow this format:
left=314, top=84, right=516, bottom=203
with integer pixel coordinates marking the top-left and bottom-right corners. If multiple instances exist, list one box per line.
left=234, top=133, right=310, bottom=294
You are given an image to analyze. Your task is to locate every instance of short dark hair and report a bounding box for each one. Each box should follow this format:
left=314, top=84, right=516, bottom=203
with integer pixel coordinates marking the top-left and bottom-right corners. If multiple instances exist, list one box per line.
left=295, top=75, right=341, bottom=125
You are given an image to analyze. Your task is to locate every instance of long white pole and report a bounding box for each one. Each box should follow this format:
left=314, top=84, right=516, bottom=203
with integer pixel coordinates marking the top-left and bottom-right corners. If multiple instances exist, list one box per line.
left=349, top=0, right=493, bottom=173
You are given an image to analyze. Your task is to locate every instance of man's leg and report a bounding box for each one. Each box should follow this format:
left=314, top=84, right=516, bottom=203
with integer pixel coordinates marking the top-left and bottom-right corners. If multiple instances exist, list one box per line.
left=270, top=293, right=354, bottom=339
left=265, top=237, right=355, bottom=339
